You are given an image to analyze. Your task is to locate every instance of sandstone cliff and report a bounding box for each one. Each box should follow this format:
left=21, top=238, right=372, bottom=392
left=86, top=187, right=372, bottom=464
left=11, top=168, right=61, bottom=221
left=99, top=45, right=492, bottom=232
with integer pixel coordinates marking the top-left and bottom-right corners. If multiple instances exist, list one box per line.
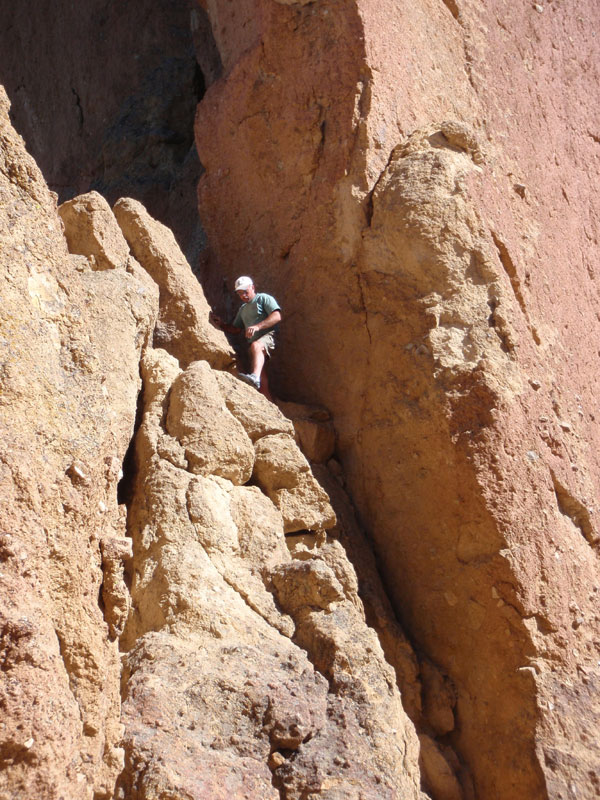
left=0, top=90, right=433, bottom=799
left=193, top=1, right=600, bottom=798
left=2, top=1, right=600, bottom=799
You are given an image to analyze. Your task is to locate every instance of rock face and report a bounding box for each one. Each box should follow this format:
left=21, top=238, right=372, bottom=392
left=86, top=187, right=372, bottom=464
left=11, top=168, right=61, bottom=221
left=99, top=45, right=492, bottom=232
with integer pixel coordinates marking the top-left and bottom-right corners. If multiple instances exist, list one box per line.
left=0, top=85, right=158, bottom=799
left=194, top=1, right=600, bottom=798
left=117, top=346, right=424, bottom=799
left=0, top=87, right=429, bottom=800
left=113, top=198, right=234, bottom=370
left=253, top=433, right=337, bottom=533
left=0, top=0, right=219, bottom=261
left=2, top=2, right=600, bottom=800
left=58, top=191, right=131, bottom=271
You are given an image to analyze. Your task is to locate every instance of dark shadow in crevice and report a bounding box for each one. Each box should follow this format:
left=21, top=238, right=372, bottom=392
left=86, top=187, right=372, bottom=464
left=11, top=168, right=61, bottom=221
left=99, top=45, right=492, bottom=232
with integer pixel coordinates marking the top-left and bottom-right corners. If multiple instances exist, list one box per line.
left=117, top=383, right=145, bottom=508
left=550, top=469, right=597, bottom=546
left=440, top=0, right=460, bottom=20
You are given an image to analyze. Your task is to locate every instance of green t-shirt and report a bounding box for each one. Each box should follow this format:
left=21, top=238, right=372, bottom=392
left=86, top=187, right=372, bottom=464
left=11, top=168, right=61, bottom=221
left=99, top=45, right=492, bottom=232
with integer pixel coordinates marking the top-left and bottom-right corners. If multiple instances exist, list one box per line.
left=232, top=293, right=281, bottom=343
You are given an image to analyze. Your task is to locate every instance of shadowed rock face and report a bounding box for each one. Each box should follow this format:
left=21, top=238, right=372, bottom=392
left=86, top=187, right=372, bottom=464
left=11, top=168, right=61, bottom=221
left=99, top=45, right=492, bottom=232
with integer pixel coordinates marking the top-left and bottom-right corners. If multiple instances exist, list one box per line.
left=0, top=0, right=220, bottom=262
left=194, top=1, right=600, bottom=798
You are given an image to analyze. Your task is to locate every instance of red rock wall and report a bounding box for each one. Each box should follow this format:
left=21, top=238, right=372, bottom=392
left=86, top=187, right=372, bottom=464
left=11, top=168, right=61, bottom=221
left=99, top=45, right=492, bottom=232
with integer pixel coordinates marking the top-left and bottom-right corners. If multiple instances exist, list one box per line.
left=0, top=91, right=429, bottom=799
left=2, top=0, right=600, bottom=797
left=195, top=1, right=600, bottom=797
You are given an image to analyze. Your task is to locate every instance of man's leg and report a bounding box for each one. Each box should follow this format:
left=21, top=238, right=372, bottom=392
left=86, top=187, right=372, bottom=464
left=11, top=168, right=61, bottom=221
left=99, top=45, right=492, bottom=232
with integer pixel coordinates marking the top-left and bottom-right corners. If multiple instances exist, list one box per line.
left=248, top=339, right=266, bottom=380
left=238, top=340, right=266, bottom=390
left=259, top=364, right=272, bottom=402
left=239, top=335, right=275, bottom=399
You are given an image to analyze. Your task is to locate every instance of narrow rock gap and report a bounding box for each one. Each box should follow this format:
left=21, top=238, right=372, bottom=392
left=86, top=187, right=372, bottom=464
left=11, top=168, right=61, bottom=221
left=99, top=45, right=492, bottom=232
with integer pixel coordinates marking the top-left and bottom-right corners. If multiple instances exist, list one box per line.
left=491, top=229, right=541, bottom=345
left=310, top=466, right=469, bottom=798
left=117, top=382, right=145, bottom=508
left=550, top=468, right=596, bottom=546
left=364, top=147, right=396, bottom=227
left=440, top=0, right=460, bottom=21
left=487, top=297, right=512, bottom=354
left=269, top=755, right=288, bottom=800
left=491, top=230, right=527, bottom=314
left=71, top=87, right=84, bottom=130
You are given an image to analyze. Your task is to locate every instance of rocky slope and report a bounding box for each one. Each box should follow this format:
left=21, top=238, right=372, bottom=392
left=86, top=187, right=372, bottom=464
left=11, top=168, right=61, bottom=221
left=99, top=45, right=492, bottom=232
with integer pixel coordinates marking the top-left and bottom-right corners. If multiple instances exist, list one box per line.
left=0, top=91, right=437, bottom=799
left=1, top=1, right=600, bottom=799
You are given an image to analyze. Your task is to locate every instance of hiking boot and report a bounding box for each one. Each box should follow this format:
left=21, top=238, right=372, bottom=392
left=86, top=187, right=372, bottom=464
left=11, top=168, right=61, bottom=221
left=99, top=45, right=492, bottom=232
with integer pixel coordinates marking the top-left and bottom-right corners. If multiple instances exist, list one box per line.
left=238, top=372, right=261, bottom=390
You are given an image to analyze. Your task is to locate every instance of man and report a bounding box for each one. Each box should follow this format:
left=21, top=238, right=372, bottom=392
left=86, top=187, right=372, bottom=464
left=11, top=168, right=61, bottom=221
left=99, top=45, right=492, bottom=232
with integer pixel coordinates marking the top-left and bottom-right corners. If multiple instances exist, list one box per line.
left=210, top=276, right=281, bottom=399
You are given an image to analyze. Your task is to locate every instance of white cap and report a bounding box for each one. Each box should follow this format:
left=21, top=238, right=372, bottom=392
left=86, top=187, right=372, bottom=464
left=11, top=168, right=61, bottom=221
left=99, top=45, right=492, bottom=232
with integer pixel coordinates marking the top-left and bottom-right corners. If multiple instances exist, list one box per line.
left=234, top=275, right=253, bottom=292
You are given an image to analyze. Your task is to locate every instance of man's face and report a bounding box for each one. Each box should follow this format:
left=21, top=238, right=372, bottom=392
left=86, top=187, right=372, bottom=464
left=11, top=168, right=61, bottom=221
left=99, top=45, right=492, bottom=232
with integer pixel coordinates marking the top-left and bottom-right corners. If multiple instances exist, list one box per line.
left=236, top=284, right=256, bottom=302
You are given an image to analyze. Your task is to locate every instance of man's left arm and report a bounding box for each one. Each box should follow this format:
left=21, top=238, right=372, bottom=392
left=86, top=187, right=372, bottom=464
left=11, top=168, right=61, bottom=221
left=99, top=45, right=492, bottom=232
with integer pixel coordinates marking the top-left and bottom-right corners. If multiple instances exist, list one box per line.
left=245, top=309, right=281, bottom=340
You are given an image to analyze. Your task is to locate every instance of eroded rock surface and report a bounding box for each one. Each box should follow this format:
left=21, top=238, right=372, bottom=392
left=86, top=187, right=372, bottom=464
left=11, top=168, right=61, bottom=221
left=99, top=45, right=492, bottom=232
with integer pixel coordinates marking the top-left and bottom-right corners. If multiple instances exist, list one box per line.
left=113, top=197, right=234, bottom=370
left=1, top=87, right=429, bottom=799
left=165, top=359, right=255, bottom=483
left=0, top=86, right=158, bottom=799
left=2, top=0, right=600, bottom=797
left=119, top=347, right=424, bottom=800
left=194, top=2, right=600, bottom=798
left=58, top=190, right=130, bottom=271
left=253, top=433, right=337, bottom=533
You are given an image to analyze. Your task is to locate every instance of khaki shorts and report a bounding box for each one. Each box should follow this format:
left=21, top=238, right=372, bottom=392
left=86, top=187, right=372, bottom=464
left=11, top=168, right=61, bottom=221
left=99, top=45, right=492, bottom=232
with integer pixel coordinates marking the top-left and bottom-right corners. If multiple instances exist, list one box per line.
left=254, top=331, right=276, bottom=358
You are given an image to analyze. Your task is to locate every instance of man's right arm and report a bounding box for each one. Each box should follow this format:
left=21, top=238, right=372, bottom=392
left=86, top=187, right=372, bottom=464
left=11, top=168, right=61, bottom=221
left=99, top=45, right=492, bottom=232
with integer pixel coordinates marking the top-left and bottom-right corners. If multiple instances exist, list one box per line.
left=209, top=312, right=243, bottom=335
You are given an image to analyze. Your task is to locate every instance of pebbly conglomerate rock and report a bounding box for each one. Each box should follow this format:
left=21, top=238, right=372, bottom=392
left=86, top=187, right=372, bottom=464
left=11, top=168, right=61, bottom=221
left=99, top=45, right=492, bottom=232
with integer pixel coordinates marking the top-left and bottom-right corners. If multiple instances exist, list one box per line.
left=118, top=346, right=425, bottom=800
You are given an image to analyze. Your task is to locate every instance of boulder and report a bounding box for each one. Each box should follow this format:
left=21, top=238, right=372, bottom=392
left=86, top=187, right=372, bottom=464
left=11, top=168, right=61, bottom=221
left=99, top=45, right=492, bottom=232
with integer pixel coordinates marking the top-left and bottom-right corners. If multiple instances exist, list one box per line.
left=166, top=360, right=255, bottom=484
left=113, top=197, right=234, bottom=369
left=58, top=190, right=130, bottom=270
left=215, top=370, right=295, bottom=442
left=419, top=734, right=463, bottom=800
left=252, top=433, right=336, bottom=533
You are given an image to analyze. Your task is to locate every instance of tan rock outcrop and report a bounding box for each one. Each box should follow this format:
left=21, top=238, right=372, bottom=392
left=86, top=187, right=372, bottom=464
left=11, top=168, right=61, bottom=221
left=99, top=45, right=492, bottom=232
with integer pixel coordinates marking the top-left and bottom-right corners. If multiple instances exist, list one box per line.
left=1, top=57, right=432, bottom=800
left=0, top=85, right=158, bottom=799
left=58, top=190, right=130, bottom=270
left=100, top=534, right=133, bottom=639
left=120, top=344, right=425, bottom=799
left=166, top=359, right=255, bottom=483
left=113, top=197, right=234, bottom=369
left=4, top=0, right=600, bottom=796
left=215, top=369, right=295, bottom=441
left=253, top=433, right=337, bottom=533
